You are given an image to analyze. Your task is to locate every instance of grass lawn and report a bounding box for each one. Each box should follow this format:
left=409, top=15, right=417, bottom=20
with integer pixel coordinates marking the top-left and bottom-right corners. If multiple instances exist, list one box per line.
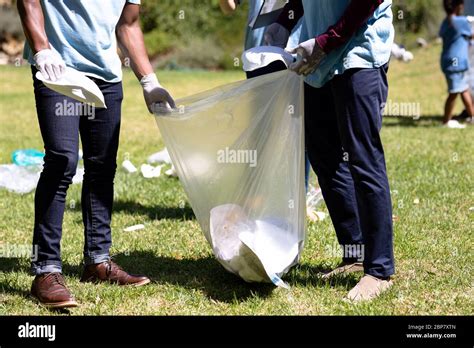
left=0, top=44, right=473, bottom=315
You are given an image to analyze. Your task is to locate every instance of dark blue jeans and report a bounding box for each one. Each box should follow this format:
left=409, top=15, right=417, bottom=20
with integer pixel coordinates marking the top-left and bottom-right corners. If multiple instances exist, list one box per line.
left=305, top=65, right=395, bottom=278
left=31, top=67, right=123, bottom=275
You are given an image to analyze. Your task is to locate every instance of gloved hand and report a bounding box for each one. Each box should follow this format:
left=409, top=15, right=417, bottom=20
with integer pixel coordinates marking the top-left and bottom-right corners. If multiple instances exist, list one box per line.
left=140, top=73, right=176, bottom=114
left=33, top=48, right=66, bottom=82
left=287, top=38, right=326, bottom=76
left=264, top=23, right=290, bottom=48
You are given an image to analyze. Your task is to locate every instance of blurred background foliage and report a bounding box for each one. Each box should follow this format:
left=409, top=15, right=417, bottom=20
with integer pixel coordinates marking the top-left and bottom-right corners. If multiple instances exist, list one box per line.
left=0, top=0, right=470, bottom=69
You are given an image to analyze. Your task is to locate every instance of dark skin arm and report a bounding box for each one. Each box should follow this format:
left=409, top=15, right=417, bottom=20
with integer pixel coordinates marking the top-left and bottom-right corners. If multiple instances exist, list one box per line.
left=116, top=3, right=153, bottom=80
left=17, top=0, right=49, bottom=54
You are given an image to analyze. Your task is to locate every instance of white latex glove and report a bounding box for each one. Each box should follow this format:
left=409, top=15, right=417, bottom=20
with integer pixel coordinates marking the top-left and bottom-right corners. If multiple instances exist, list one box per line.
left=33, top=48, right=66, bottom=82
left=140, top=73, right=176, bottom=114
left=264, top=23, right=290, bottom=48
left=287, top=38, right=326, bottom=76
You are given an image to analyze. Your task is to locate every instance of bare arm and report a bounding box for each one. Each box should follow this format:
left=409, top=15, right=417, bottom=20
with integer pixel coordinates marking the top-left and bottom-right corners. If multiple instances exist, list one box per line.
left=17, top=0, right=49, bottom=53
left=219, top=0, right=238, bottom=15
left=116, top=3, right=153, bottom=80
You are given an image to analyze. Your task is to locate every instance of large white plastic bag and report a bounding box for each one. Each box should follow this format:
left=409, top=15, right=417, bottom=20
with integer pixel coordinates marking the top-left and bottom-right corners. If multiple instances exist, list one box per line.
left=154, top=70, right=306, bottom=287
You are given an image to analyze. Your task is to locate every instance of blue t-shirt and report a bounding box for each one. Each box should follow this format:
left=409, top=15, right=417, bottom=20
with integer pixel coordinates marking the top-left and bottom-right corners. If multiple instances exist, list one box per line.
left=24, top=0, right=141, bottom=83
left=439, top=16, right=472, bottom=73
left=300, top=0, right=394, bottom=88
left=244, top=0, right=302, bottom=50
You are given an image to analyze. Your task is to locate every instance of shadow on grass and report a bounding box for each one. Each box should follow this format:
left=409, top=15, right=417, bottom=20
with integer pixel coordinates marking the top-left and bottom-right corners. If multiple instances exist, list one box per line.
left=112, top=251, right=275, bottom=303
left=112, top=200, right=196, bottom=221
left=286, top=264, right=360, bottom=290
left=383, top=115, right=445, bottom=128
left=0, top=252, right=359, bottom=307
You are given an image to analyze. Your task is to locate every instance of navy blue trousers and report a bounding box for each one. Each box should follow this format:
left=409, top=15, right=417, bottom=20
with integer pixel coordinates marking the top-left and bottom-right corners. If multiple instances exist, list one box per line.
left=305, top=65, right=395, bottom=278
left=31, top=67, right=123, bottom=275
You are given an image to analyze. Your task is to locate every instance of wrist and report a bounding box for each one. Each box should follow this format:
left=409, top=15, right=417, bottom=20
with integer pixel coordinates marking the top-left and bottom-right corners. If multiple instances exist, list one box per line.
left=140, top=73, right=159, bottom=89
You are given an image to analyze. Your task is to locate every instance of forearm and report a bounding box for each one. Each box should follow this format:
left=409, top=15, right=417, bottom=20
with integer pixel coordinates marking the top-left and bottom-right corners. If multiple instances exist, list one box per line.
left=117, top=23, right=153, bottom=80
left=17, top=0, right=49, bottom=53
left=276, top=0, right=304, bottom=33
left=316, top=0, right=383, bottom=54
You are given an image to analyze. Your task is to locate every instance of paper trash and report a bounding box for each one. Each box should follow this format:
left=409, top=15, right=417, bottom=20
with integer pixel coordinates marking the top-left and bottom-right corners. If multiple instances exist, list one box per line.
left=36, top=67, right=106, bottom=108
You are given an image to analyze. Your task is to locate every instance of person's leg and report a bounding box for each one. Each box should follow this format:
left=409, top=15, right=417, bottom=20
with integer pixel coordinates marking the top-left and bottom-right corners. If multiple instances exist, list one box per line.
left=330, top=65, right=394, bottom=279
left=443, top=93, right=458, bottom=124
left=460, top=89, right=474, bottom=118
left=79, top=79, right=123, bottom=266
left=31, top=68, right=80, bottom=275
left=304, top=83, right=364, bottom=262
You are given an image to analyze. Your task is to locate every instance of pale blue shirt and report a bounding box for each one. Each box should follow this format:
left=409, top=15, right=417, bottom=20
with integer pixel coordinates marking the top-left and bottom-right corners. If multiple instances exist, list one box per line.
left=300, top=0, right=394, bottom=88
left=24, top=0, right=140, bottom=83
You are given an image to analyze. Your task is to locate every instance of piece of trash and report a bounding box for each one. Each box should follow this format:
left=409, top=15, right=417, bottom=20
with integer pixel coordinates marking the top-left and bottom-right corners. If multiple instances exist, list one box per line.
left=469, top=207, right=474, bottom=212
left=307, top=209, right=327, bottom=222
left=391, top=43, right=414, bottom=62
left=209, top=204, right=298, bottom=288
left=72, top=167, right=84, bottom=184
left=0, top=162, right=84, bottom=194
left=147, top=148, right=172, bottom=165
left=306, top=185, right=324, bottom=210
left=35, top=67, right=106, bottom=108
left=11, top=149, right=44, bottom=166
left=140, top=164, right=163, bottom=178
left=413, top=198, right=420, bottom=205
left=242, top=46, right=295, bottom=73
left=0, top=164, right=41, bottom=194
left=165, top=165, right=178, bottom=177
left=123, top=224, right=145, bottom=232
left=416, top=37, right=428, bottom=48
left=122, top=159, right=137, bottom=173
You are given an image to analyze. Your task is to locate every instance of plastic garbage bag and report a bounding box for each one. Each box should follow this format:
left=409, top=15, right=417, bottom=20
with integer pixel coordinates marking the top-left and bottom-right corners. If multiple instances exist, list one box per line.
left=154, top=70, right=305, bottom=287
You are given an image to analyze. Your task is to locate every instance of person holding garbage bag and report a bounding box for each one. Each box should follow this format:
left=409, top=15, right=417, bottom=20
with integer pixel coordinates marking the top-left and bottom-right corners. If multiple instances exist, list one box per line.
left=18, top=0, right=175, bottom=308
left=266, top=0, right=395, bottom=302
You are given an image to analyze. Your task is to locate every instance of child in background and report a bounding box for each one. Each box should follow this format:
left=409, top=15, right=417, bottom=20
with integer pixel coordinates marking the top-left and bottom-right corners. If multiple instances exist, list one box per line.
left=440, top=0, right=474, bottom=128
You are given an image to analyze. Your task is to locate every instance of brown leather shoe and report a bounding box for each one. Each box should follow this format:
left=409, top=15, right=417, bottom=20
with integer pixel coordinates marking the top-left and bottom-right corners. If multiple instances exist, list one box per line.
left=31, top=273, right=78, bottom=308
left=80, top=260, right=150, bottom=286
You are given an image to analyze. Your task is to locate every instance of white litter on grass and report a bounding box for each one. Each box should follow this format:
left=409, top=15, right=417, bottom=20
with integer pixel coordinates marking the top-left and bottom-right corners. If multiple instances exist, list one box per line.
left=307, top=210, right=327, bottom=222
left=0, top=164, right=41, bottom=194
left=140, top=164, right=163, bottom=178
left=413, top=198, right=420, bottom=205
left=122, top=159, right=137, bottom=173
left=391, top=43, right=414, bottom=62
left=72, top=167, right=84, bottom=184
left=123, top=224, right=145, bottom=232
left=209, top=204, right=298, bottom=288
left=469, top=206, right=474, bottom=212
left=147, top=148, right=172, bottom=165
left=0, top=163, right=84, bottom=194
left=165, top=165, right=178, bottom=177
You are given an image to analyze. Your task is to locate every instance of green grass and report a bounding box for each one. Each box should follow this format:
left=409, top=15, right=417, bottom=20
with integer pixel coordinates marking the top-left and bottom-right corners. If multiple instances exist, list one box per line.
left=0, top=44, right=473, bottom=315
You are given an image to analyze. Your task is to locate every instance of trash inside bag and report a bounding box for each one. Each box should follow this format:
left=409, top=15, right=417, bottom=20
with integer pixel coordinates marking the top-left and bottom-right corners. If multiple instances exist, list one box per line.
left=154, top=70, right=305, bottom=287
